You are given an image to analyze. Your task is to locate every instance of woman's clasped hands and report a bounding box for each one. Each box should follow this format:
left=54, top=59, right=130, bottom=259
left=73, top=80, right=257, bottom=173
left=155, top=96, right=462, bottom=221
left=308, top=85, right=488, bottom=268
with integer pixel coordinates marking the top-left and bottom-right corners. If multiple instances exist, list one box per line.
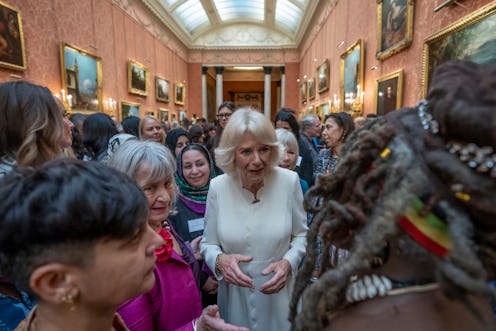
left=216, top=254, right=291, bottom=294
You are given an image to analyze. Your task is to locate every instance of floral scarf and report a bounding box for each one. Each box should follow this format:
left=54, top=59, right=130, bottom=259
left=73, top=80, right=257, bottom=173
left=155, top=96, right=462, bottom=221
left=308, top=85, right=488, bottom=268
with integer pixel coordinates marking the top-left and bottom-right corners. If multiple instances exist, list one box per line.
left=175, top=143, right=216, bottom=215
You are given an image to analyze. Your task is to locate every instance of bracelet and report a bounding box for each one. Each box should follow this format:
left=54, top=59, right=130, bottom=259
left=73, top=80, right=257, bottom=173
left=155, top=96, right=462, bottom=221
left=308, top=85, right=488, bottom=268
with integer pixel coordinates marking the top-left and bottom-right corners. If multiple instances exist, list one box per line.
left=215, top=253, right=224, bottom=275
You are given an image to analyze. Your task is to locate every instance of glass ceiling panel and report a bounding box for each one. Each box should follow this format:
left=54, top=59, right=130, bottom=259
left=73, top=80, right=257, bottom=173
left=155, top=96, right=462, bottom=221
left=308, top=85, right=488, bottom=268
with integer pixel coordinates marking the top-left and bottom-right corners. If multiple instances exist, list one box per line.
left=174, top=0, right=209, bottom=33
left=275, top=0, right=302, bottom=32
left=162, top=0, right=180, bottom=6
left=213, top=0, right=264, bottom=22
left=292, top=0, right=307, bottom=5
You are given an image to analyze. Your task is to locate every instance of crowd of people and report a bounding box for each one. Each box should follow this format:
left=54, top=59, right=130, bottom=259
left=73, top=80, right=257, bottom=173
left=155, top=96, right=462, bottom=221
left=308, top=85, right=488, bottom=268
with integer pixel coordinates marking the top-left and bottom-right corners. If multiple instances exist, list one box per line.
left=0, top=60, right=495, bottom=331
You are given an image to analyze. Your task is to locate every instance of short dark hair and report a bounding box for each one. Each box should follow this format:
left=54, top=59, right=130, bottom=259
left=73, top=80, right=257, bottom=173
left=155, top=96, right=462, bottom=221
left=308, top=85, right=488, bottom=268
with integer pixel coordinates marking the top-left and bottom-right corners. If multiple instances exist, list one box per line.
left=0, top=158, right=149, bottom=295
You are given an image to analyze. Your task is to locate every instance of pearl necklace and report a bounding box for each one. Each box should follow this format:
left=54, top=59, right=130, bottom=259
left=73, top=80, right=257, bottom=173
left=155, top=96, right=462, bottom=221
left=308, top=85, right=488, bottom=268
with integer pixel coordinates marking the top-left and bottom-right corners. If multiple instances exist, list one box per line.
left=345, top=274, right=439, bottom=303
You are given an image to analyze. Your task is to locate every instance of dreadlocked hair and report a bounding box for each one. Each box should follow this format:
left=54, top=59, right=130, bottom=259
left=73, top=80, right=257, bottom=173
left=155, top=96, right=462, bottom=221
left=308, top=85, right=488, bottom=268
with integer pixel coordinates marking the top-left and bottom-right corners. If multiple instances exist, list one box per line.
left=289, top=60, right=496, bottom=331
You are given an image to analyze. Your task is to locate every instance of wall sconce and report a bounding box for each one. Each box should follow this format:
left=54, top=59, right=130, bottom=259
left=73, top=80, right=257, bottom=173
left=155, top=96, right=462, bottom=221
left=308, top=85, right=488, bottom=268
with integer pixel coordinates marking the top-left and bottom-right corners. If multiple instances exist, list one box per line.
left=297, top=78, right=300, bottom=83
left=103, top=97, right=117, bottom=115
left=331, top=93, right=340, bottom=112
left=303, top=74, right=308, bottom=79
left=54, top=89, right=72, bottom=111
left=370, top=65, right=380, bottom=70
left=337, top=41, right=345, bottom=48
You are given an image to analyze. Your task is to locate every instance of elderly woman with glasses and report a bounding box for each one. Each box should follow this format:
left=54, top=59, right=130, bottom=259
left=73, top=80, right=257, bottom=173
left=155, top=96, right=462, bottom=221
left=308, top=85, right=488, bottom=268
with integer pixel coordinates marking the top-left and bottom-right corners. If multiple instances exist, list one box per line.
left=200, top=108, right=308, bottom=331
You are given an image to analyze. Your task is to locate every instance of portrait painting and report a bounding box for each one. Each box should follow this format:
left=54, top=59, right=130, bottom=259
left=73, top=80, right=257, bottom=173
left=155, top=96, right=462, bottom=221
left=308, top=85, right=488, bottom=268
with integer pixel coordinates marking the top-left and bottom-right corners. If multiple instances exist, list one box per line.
left=120, top=101, right=140, bottom=121
left=375, top=69, right=403, bottom=115
left=60, top=43, right=102, bottom=112
left=159, top=108, right=169, bottom=123
left=317, top=59, right=330, bottom=93
left=422, top=2, right=496, bottom=96
left=376, top=0, right=414, bottom=60
left=340, top=39, right=364, bottom=114
left=307, top=78, right=316, bottom=101
left=300, top=81, right=307, bottom=104
left=155, top=76, right=169, bottom=102
left=0, top=1, right=26, bottom=70
left=174, top=83, right=185, bottom=105
left=128, top=60, right=148, bottom=96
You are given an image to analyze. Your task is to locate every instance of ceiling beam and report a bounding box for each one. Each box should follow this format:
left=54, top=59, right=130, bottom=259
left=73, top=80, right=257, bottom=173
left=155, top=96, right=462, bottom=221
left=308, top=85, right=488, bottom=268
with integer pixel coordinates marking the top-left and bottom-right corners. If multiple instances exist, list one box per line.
left=265, top=0, right=276, bottom=26
left=201, top=0, right=220, bottom=24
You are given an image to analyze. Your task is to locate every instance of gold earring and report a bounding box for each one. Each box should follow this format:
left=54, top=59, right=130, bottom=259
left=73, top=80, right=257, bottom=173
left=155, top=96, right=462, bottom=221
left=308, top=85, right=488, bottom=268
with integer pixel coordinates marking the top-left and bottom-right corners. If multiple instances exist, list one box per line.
left=61, top=293, right=77, bottom=312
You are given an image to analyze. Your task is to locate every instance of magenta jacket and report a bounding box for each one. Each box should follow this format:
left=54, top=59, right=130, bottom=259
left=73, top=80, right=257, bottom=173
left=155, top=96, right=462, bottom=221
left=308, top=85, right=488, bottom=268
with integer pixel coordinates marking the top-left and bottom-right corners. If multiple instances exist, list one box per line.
left=117, top=249, right=203, bottom=331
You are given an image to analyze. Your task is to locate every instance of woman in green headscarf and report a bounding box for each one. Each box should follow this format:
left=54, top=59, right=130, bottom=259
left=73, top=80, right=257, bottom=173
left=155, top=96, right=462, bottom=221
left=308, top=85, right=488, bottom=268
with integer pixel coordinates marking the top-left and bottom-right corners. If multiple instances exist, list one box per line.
left=169, top=143, right=218, bottom=307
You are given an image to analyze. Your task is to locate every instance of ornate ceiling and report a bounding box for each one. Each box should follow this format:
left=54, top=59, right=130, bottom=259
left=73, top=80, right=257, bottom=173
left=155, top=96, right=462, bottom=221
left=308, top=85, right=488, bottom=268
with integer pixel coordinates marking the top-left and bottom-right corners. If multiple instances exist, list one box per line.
left=140, top=0, right=320, bottom=49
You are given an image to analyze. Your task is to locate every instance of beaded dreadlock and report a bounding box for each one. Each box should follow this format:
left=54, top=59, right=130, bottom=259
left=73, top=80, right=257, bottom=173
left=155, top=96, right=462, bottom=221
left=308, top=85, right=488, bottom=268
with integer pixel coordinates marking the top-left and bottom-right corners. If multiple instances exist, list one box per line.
left=289, top=61, right=496, bottom=330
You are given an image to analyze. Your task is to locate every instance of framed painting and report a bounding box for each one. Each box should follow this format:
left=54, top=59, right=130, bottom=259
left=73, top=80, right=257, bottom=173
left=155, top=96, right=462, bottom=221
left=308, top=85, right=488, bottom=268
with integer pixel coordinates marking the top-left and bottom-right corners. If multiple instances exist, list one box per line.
left=300, top=81, right=307, bottom=104
left=317, top=59, right=330, bottom=93
left=158, top=108, right=169, bottom=123
left=60, top=43, right=102, bottom=112
left=155, top=76, right=169, bottom=102
left=174, top=83, right=185, bottom=105
left=233, top=92, right=263, bottom=110
left=374, top=69, right=403, bottom=115
left=0, top=2, right=26, bottom=70
left=128, top=60, right=148, bottom=96
left=307, top=78, right=316, bottom=101
left=120, top=101, right=140, bottom=121
left=340, top=39, right=364, bottom=114
left=421, top=2, right=496, bottom=96
left=376, top=0, right=414, bottom=61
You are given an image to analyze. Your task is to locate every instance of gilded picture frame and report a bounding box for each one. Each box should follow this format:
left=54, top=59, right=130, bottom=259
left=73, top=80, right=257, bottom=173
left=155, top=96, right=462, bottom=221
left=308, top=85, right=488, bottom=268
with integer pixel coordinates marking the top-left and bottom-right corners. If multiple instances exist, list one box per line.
left=128, top=60, right=148, bottom=96
left=155, top=76, right=169, bottom=102
left=174, top=83, right=185, bottom=105
left=300, top=81, right=307, bottom=104
left=317, top=59, right=330, bottom=93
left=421, top=2, right=496, bottom=97
left=60, top=42, right=103, bottom=112
left=0, top=1, right=26, bottom=70
left=159, top=108, right=169, bottom=123
left=307, top=78, right=316, bottom=101
left=340, top=39, right=364, bottom=115
left=120, top=101, right=140, bottom=121
left=376, top=0, right=414, bottom=61
left=374, top=69, right=403, bottom=115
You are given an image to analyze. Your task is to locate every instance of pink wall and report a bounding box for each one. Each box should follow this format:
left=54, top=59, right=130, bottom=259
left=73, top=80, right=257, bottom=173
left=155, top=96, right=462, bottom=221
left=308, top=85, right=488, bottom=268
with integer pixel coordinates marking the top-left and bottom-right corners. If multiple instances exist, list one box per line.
left=2, top=0, right=493, bottom=120
left=298, top=0, right=494, bottom=116
left=1, top=0, right=189, bottom=121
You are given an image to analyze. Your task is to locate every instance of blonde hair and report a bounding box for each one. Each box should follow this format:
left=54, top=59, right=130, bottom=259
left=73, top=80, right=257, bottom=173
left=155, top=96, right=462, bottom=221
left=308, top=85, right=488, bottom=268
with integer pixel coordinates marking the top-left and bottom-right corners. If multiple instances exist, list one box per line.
left=139, top=116, right=165, bottom=144
left=215, top=108, right=280, bottom=175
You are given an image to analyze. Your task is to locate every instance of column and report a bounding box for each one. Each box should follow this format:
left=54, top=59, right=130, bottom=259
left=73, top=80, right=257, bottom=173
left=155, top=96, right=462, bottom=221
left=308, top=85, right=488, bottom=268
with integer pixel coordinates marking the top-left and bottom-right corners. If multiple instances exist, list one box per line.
left=280, top=66, right=285, bottom=108
left=201, top=66, right=208, bottom=119
left=215, top=66, right=224, bottom=110
left=263, top=66, right=272, bottom=118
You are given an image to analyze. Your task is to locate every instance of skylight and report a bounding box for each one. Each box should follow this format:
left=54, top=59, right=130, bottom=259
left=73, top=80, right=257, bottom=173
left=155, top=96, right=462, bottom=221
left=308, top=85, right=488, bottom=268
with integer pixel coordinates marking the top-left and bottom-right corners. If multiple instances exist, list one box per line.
left=173, top=0, right=209, bottom=34
left=275, top=0, right=303, bottom=33
left=213, top=0, right=264, bottom=22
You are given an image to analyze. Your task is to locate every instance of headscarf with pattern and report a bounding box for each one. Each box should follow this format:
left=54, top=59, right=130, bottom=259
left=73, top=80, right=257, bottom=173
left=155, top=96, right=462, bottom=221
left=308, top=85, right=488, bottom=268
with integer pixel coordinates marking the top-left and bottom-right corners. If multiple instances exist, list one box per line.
left=175, top=143, right=216, bottom=214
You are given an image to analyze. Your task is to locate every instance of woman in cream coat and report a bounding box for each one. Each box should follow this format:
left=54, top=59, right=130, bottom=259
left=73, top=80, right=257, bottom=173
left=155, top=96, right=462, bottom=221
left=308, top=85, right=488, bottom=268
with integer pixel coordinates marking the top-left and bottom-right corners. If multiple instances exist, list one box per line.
left=201, top=108, right=308, bottom=331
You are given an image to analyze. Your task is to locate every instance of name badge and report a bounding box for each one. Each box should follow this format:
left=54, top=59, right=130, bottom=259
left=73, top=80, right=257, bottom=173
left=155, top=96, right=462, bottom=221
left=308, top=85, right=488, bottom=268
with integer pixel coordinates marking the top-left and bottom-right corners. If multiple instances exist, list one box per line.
left=296, top=156, right=302, bottom=167
left=188, top=218, right=205, bottom=233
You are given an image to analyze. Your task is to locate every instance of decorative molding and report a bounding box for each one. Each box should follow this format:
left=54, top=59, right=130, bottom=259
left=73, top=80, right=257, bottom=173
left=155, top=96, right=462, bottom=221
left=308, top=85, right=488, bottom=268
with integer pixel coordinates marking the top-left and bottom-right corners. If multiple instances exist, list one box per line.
left=193, top=24, right=294, bottom=49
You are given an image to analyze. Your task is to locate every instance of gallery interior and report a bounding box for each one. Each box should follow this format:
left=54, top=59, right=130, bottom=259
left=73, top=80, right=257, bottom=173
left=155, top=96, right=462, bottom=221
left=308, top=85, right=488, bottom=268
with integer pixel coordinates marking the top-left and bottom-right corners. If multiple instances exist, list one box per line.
left=0, top=0, right=494, bottom=122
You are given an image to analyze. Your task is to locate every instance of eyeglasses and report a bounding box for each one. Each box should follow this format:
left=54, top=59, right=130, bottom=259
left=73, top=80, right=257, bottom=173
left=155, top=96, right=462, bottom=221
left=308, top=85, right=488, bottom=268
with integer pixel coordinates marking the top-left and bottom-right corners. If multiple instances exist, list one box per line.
left=217, top=113, right=232, bottom=119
